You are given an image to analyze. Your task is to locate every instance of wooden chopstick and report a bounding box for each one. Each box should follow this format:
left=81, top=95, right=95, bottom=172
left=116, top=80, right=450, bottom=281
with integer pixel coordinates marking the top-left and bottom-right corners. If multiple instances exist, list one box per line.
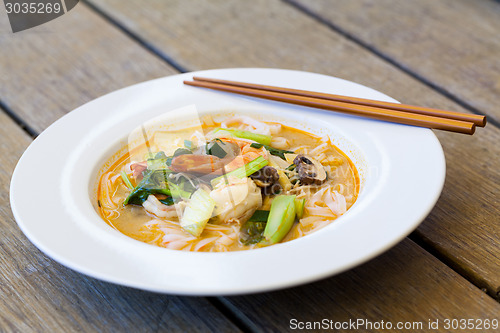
left=192, top=76, right=486, bottom=127
left=184, top=78, right=478, bottom=135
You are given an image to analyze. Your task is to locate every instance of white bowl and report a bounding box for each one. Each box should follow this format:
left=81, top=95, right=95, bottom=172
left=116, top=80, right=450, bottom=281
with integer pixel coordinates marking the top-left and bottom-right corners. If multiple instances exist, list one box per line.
left=10, top=68, right=445, bottom=295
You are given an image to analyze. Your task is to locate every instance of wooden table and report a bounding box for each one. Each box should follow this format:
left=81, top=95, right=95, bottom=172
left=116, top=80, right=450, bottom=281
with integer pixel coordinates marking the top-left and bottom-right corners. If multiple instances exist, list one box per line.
left=1, top=1, right=499, bottom=331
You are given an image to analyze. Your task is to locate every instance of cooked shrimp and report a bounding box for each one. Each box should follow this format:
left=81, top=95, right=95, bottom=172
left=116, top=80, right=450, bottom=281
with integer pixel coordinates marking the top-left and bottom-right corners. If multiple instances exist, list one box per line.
left=130, top=162, right=147, bottom=178
left=216, top=137, right=268, bottom=172
left=223, top=151, right=262, bottom=172
left=270, top=136, right=290, bottom=149
left=210, top=177, right=262, bottom=224
left=219, top=137, right=253, bottom=149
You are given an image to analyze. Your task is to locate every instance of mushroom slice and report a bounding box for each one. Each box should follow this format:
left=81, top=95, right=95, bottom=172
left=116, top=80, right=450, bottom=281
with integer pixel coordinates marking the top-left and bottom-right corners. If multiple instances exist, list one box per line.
left=293, top=154, right=327, bottom=185
left=249, top=166, right=282, bottom=195
left=249, top=166, right=279, bottom=187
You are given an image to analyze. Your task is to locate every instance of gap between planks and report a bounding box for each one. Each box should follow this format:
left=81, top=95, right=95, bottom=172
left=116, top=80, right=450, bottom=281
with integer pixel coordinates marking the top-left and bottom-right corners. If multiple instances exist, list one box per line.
left=207, top=297, right=258, bottom=333
left=408, top=231, right=499, bottom=301
left=282, top=0, right=500, bottom=130
left=0, top=101, right=38, bottom=139
left=81, top=0, right=188, bottom=73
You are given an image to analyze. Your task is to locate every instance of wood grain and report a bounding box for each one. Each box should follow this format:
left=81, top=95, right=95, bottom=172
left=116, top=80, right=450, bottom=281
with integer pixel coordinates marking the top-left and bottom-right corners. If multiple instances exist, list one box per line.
left=87, top=0, right=500, bottom=296
left=1, top=0, right=499, bottom=331
left=0, top=112, right=240, bottom=332
left=222, top=239, right=500, bottom=333
left=0, top=3, right=176, bottom=134
left=291, top=0, right=500, bottom=124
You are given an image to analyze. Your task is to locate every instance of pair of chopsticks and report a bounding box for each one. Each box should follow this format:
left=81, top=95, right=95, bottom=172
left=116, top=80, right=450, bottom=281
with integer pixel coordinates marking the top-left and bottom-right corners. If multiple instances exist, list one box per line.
left=183, top=77, right=486, bottom=135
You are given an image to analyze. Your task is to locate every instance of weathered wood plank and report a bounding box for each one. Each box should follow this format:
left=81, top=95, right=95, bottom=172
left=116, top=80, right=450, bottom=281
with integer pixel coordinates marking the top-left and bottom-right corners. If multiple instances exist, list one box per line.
left=0, top=112, right=240, bottom=332
left=0, top=3, right=176, bottom=134
left=222, top=239, right=500, bottom=333
left=87, top=0, right=500, bottom=296
left=291, top=0, right=500, bottom=124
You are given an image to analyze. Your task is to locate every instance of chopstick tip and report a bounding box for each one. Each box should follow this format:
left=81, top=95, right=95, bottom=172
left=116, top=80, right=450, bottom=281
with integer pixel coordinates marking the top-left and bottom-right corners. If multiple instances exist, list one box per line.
left=481, top=115, right=487, bottom=127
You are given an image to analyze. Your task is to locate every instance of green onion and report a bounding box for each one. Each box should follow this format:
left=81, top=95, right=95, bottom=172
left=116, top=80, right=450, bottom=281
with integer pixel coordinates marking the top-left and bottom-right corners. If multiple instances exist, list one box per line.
left=240, top=221, right=266, bottom=245
left=214, top=128, right=272, bottom=145
left=295, top=198, right=306, bottom=219
left=184, top=139, right=193, bottom=149
left=250, top=143, right=294, bottom=160
left=211, top=156, right=268, bottom=186
left=120, top=171, right=134, bottom=190
left=261, top=195, right=297, bottom=245
left=248, top=210, right=270, bottom=222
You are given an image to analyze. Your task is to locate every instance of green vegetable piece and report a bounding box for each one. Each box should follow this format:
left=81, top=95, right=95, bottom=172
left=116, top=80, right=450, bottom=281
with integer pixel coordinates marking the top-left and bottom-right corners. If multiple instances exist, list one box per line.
left=157, top=148, right=190, bottom=171
left=240, top=221, right=267, bottom=245
left=295, top=198, right=306, bottom=219
left=120, top=171, right=134, bottom=190
left=262, top=195, right=297, bottom=245
left=211, top=156, right=268, bottom=186
left=214, top=128, right=272, bottom=145
left=250, top=143, right=294, bottom=160
left=248, top=210, right=270, bottom=222
left=159, top=196, right=174, bottom=205
left=169, top=182, right=192, bottom=200
left=206, top=140, right=227, bottom=159
left=124, top=169, right=172, bottom=205
left=155, top=151, right=167, bottom=159
left=180, top=188, right=216, bottom=237
left=147, top=151, right=169, bottom=170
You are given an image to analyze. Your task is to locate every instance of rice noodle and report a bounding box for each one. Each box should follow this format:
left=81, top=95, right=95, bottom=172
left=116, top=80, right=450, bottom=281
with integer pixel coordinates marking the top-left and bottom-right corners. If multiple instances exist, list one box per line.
left=289, top=145, right=308, bottom=153
left=99, top=171, right=122, bottom=220
left=317, top=153, right=327, bottom=163
left=309, top=142, right=328, bottom=156
left=190, top=130, right=206, bottom=146
left=304, top=186, right=347, bottom=218
left=142, top=219, right=240, bottom=252
left=221, top=116, right=281, bottom=136
left=169, top=172, right=197, bottom=188
left=335, top=183, right=345, bottom=195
